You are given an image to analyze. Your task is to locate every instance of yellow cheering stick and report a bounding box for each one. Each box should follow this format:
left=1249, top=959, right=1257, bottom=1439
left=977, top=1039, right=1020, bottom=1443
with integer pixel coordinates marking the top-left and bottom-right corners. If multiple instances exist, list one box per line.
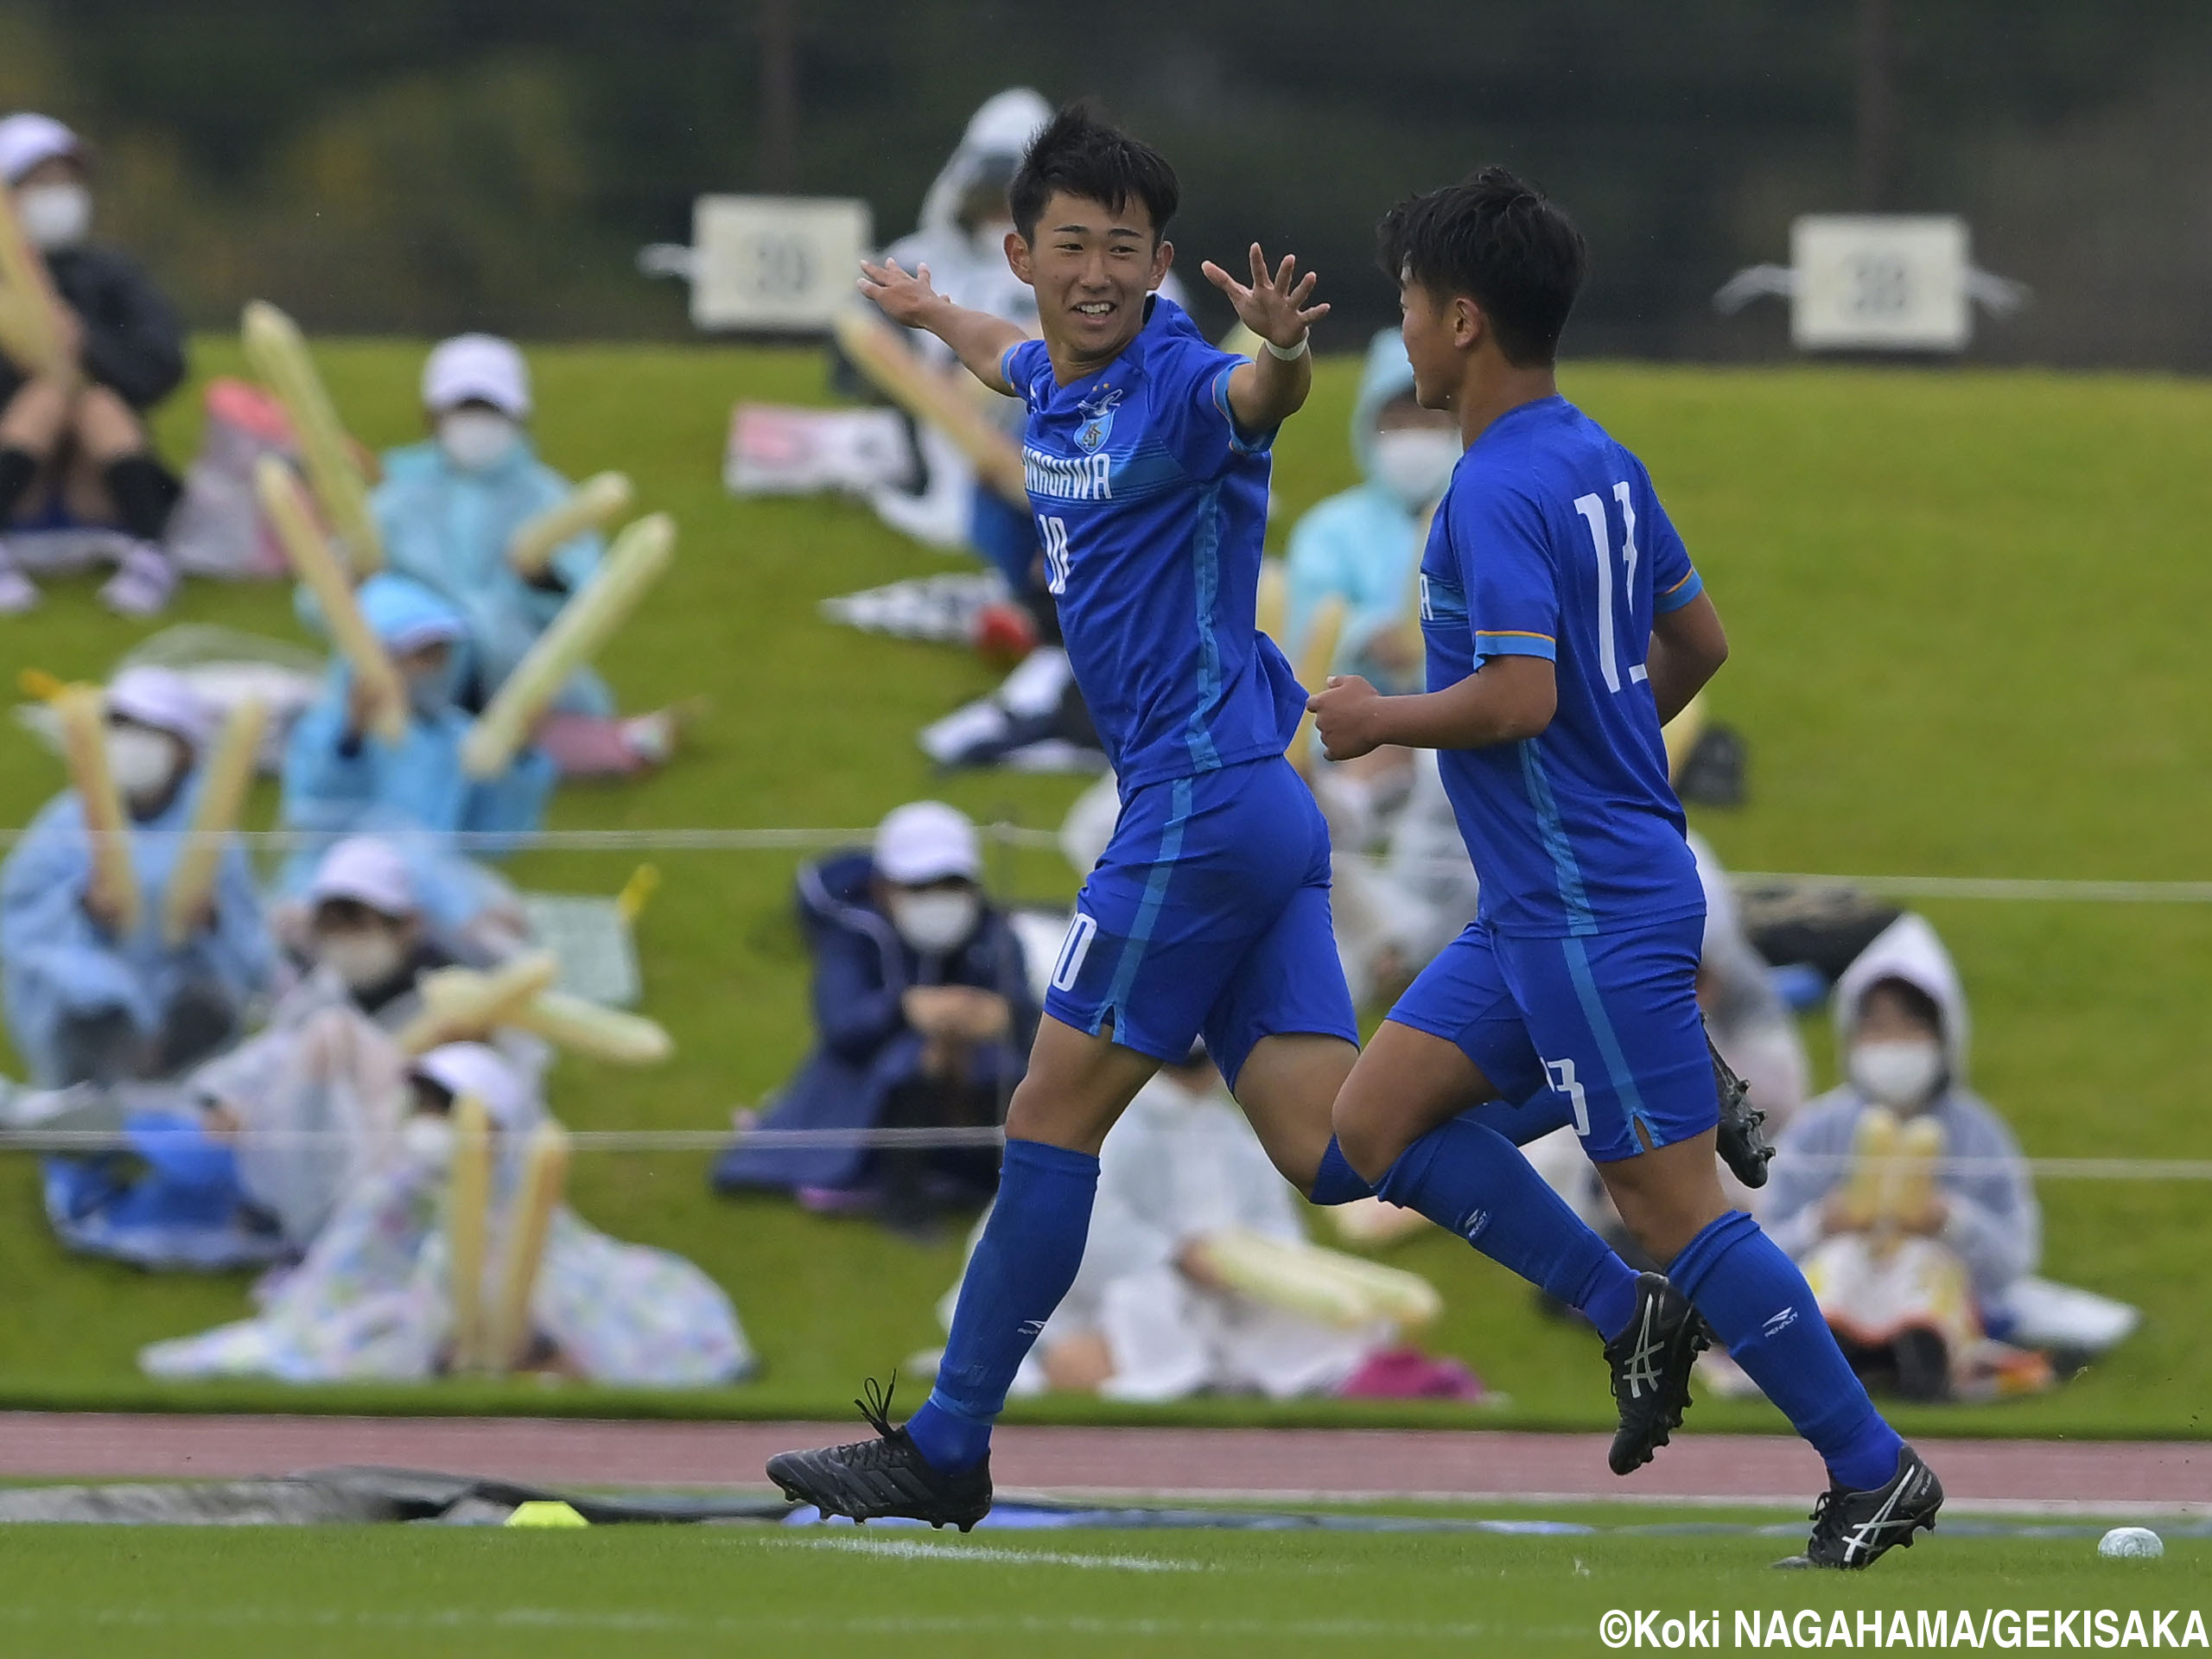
left=1285, top=593, right=1346, bottom=779
left=160, top=699, right=266, bottom=948
left=444, top=1090, right=493, bottom=1375
left=1255, top=558, right=1288, bottom=649
left=615, top=862, right=660, bottom=926
left=461, top=513, right=676, bottom=780
left=833, top=305, right=1030, bottom=509
left=512, top=991, right=673, bottom=1067
left=397, top=951, right=563, bottom=1058
left=0, top=180, right=77, bottom=383
left=1193, top=1227, right=1442, bottom=1331
left=49, top=683, right=145, bottom=937
left=257, top=456, right=409, bottom=746
left=488, top=1120, right=571, bottom=1372
left=240, top=301, right=383, bottom=575
left=506, top=472, right=633, bottom=581
left=1662, top=691, right=1708, bottom=787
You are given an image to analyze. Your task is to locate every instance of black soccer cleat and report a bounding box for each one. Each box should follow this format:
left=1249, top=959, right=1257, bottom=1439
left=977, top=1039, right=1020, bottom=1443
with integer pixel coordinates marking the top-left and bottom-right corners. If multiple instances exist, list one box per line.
left=1605, top=1272, right=1709, bottom=1475
left=1775, top=1445, right=1944, bottom=1569
left=1710, top=1031, right=1774, bottom=1190
left=766, top=1376, right=993, bottom=1532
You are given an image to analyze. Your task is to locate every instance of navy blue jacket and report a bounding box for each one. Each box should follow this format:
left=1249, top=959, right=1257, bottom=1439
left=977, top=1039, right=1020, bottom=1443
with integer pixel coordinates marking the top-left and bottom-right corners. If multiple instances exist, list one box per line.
left=712, top=850, right=1036, bottom=1193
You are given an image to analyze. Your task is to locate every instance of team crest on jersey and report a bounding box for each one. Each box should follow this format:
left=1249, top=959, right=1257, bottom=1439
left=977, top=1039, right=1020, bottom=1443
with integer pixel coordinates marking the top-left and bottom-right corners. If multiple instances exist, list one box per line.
left=1073, top=386, right=1124, bottom=453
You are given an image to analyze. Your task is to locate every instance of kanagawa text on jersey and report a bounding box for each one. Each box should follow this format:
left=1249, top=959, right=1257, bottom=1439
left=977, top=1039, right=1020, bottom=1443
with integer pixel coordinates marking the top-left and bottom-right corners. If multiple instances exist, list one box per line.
left=1024, top=447, right=1113, bottom=502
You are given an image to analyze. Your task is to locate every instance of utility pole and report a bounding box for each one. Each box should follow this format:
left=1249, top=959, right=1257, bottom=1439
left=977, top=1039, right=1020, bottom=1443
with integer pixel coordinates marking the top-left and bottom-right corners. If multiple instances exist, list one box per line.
left=1855, top=0, right=1897, bottom=210
left=757, top=0, right=798, bottom=193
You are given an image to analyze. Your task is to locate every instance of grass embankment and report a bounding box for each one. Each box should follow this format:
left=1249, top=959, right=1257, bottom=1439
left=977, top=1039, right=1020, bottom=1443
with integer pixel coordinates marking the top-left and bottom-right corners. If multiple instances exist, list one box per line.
left=0, top=343, right=2206, bottom=1436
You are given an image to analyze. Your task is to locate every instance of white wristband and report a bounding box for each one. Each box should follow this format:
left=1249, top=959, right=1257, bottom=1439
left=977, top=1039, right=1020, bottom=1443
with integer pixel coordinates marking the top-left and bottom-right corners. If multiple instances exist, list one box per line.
left=1262, top=333, right=1311, bottom=361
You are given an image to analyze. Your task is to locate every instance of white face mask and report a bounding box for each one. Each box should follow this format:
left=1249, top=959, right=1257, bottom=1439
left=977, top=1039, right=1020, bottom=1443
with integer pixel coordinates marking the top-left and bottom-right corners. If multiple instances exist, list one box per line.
left=1847, top=1039, right=1945, bottom=1110
left=890, top=889, right=982, bottom=954
left=105, top=727, right=177, bottom=804
left=436, top=409, right=518, bottom=472
left=319, top=929, right=407, bottom=992
left=16, top=182, right=91, bottom=251
left=1370, top=428, right=1461, bottom=508
left=400, top=1113, right=454, bottom=1167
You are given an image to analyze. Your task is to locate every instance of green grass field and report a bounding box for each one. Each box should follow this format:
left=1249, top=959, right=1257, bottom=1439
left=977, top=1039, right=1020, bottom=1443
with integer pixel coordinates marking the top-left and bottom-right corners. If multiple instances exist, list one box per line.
left=0, top=1516, right=2201, bottom=1658
left=0, top=340, right=2208, bottom=1435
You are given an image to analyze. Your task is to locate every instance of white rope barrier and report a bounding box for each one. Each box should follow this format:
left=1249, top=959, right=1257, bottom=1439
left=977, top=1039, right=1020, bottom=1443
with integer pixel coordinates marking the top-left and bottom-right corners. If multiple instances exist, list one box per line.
left=0, top=1125, right=2203, bottom=1179
left=0, top=818, right=2202, bottom=905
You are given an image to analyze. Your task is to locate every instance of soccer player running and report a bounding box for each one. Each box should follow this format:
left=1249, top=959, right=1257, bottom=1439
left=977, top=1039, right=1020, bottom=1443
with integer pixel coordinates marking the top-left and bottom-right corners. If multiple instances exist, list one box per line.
left=1309, top=170, right=1942, bottom=1570
left=766, top=108, right=1688, bottom=1533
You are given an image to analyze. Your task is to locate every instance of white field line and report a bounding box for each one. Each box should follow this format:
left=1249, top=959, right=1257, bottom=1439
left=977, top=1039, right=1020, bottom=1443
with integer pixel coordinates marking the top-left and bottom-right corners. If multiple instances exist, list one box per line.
left=766, top=1532, right=1210, bottom=1570
left=1004, top=1487, right=2212, bottom=1521
left=0, top=1605, right=1534, bottom=1640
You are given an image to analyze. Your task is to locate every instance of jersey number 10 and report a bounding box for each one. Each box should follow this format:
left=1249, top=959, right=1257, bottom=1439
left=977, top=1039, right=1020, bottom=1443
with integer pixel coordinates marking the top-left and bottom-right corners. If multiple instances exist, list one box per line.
left=1572, top=483, right=1650, bottom=696
left=1037, top=515, right=1072, bottom=595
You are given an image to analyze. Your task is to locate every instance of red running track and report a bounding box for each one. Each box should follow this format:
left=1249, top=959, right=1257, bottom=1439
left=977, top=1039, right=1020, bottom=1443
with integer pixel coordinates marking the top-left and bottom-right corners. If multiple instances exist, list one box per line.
left=1, top=1414, right=2206, bottom=1515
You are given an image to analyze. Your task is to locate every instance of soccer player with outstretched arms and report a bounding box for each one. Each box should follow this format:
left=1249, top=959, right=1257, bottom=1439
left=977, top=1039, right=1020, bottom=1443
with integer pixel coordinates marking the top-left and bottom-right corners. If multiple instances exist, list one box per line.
left=766, top=109, right=1712, bottom=1535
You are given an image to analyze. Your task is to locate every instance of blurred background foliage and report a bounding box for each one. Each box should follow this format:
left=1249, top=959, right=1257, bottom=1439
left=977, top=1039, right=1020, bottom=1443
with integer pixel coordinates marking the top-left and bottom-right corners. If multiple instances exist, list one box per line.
left=5, top=0, right=2212, bottom=363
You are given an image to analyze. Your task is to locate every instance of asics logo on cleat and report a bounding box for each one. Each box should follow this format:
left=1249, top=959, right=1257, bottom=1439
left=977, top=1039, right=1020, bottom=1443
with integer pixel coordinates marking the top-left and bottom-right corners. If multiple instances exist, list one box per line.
left=1843, top=1469, right=1930, bottom=1567
left=1621, top=1304, right=1664, bottom=1400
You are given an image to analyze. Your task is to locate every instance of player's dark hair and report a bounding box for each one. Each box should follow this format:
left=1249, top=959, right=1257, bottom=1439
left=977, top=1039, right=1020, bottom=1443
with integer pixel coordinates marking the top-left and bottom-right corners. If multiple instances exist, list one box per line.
left=1377, top=167, right=1586, bottom=367
left=1009, top=100, right=1179, bottom=243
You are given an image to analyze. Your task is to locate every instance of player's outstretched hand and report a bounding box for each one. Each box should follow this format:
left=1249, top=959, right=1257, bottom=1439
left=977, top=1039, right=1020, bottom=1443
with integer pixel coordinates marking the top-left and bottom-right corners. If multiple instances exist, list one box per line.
left=1202, top=244, right=1329, bottom=351
left=857, top=257, right=945, bottom=329
left=1308, top=673, right=1387, bottom=762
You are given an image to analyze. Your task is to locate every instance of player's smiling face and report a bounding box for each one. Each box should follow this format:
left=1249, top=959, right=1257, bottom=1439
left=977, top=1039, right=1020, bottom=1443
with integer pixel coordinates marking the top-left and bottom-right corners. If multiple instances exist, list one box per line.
left=1007, top=190, right=1173, bottom=369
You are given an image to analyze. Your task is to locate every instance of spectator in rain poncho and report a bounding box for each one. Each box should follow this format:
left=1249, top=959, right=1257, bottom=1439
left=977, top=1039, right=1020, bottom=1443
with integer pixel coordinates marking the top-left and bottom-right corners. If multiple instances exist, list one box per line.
left=714, top=801, right=1035, bottom=1235
left=1754, top=913, right=2048, bottom=1399
left=316, top=334, right=672, bottom=778
left=866, top=88, right=1051, bottom=567
left=956, top=1049, right=1481, bottom=1404
left=5, top=840, right=543, bottom=1271
left=1286, top=332, right=1468, bottom=1002
left=0, top=113, right=189, bottom=615
left=1284, top=328, right=1462, bottom=699
left=192, top=837, right=469, bottom=1249
left=1, top=666, right=272, bottom=1087
left=141, top=1042, right=753, bottom=1387
left=277, top=572, right=554, bottom=942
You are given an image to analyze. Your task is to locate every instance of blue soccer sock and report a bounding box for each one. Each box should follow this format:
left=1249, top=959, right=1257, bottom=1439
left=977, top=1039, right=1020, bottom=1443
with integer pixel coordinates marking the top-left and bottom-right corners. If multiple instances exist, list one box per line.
left=1669, top=1211, right=1904, bottom=1491
left=1308, top=1135, right=1375, bottom=1205
left=1376, top=1116, right=1640, bottom=1342
left=905, top=1138, right=1099, bottom=1473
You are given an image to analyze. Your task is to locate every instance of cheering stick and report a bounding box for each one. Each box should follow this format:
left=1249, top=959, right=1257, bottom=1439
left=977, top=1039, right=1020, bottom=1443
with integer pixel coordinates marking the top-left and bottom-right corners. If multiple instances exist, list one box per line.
left=257, top=456, right=407, bottom=745
left=506, top=472, right=633, bottom=580
left=460, top=513, right=674, bottom=780
left=160, top=699, right=266, bottom=947
left=241, top=300, right=384, bottom=574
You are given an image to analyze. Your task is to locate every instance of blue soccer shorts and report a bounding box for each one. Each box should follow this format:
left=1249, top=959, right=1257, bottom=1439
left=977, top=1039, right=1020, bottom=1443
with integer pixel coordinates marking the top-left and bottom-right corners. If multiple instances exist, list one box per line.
left=1386, top=913, right=1714, bottom=1163
left=1042, top=755, right=1359, bottom=1090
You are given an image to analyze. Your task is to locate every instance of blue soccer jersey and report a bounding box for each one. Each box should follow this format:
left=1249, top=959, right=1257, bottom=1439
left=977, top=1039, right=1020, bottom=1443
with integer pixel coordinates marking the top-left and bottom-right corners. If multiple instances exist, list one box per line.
left=1001, top=296, right=1305, bottom=790
left=1419, top=395, right=1707, bottom=938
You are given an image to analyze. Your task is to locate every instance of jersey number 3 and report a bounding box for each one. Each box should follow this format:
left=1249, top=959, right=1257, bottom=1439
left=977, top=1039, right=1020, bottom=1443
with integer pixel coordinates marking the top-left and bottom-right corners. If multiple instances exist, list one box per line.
left=1037, top=514, right=1072, bottom=594
left=1572, top=483, right=1649, bottom=696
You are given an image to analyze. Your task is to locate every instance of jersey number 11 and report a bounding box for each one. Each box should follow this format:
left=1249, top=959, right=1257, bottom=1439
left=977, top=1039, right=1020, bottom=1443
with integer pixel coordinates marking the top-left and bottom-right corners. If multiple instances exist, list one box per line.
left=1572, top=483, right=1649, bottom=696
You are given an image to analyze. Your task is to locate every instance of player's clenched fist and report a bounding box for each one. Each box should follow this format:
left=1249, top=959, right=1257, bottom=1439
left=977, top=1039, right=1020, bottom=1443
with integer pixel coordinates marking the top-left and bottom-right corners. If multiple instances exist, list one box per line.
left=1307, top=673, right=1388, bottom=762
